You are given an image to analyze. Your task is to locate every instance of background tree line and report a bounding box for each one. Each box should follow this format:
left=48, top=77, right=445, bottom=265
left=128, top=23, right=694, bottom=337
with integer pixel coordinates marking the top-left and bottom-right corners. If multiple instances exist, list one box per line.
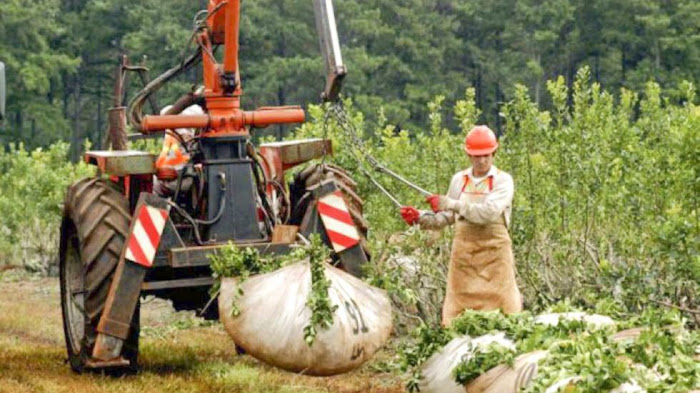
left=1, top=0, right=698, bottom=159
left=0, top=0, right=697, bottom=331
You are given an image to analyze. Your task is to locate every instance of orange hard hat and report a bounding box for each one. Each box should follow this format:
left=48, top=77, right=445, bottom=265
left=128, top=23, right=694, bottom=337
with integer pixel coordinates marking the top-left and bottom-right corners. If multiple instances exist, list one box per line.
left=464, top=125, right=498, bottom=155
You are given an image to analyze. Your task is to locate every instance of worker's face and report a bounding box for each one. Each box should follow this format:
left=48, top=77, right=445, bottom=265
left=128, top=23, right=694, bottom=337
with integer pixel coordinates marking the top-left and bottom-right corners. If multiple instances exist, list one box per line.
left=468, top=153, right=494, bottom=177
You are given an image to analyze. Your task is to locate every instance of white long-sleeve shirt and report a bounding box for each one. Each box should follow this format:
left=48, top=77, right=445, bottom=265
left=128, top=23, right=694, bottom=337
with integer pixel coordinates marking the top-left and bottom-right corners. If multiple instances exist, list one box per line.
left=418, top=165, right=514, bottom=230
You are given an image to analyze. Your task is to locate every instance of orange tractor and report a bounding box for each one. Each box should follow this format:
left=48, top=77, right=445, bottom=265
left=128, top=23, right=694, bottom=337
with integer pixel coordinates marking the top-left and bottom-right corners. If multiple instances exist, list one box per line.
left=59, top=0, right=369, bottom=372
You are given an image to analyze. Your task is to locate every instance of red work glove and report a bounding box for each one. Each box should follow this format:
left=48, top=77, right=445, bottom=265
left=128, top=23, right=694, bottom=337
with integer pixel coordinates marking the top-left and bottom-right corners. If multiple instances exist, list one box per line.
left=400, top=206, right=420, bottom=225
left=426, top=195, right=441, bottom=213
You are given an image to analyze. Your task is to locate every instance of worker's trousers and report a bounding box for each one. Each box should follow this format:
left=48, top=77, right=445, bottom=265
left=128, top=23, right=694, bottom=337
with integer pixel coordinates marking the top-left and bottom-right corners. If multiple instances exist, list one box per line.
left=442, top=219, right=522, bottom=326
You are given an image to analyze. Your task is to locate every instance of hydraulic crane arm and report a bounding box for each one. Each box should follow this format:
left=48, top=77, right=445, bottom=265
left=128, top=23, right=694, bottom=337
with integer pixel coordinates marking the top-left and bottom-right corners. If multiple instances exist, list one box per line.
left=314, top=0, right=347, bottom=102
left=137, top=0, right=347, bottom=134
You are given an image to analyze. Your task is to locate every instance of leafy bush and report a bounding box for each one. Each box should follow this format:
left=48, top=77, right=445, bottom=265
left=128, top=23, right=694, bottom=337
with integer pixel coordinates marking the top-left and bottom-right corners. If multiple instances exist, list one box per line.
left=0, top=142, right=93, bottom=274
left=1, top=66, right=697, bottom=335
left=291, top=67, right=699, bottom=326
left=398, top=307, right=699, bottom=392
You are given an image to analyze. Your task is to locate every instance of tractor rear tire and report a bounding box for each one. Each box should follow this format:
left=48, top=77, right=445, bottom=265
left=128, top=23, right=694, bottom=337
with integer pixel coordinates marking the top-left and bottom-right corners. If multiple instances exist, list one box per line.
left=288, top=163, right=371, bottom=271
left=59, top=178, right=139, bottom=374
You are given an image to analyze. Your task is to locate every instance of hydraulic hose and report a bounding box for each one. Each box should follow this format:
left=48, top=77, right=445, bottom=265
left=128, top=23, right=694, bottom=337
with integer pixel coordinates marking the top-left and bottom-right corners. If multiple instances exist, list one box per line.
left=127, top=51, right=202, bottom=131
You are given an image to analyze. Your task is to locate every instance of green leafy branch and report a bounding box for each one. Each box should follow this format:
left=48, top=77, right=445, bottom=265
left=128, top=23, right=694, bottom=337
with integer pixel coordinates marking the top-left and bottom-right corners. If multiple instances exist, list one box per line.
left=303, top=234, right=338, bottom=346
left=398, top=306, right=699, bottom=392
left=208, top=235, right=338, bottom=346
left=452, top=341, right=516, bottom=385
left=209, top=244, right=272, bottom=317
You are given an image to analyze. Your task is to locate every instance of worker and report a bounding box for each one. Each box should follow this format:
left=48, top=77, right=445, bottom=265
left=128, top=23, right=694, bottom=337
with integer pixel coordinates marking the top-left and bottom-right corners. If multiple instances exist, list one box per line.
left=154, top=104, right=203, bottom=195
left=400, top=125, right=522, bottom=326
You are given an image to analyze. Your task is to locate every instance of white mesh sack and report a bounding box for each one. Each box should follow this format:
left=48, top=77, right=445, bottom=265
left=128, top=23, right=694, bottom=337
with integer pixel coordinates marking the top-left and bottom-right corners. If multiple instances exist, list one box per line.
left=466, top=350, right=549, bottom=393
left=419, top=333, right=515, bottom=393
left=535, top=312, right=615, bottom=329
left=218, top=259, right=392, bottom=376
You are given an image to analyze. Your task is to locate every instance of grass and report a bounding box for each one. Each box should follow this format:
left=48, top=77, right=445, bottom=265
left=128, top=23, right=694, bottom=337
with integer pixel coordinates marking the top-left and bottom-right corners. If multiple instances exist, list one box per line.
left=0, top=275, right=402, bottom=393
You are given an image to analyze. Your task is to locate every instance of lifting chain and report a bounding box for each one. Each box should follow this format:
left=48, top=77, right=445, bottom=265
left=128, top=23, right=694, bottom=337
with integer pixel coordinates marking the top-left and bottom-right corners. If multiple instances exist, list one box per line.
left=321, top=102, right=434, bottom=208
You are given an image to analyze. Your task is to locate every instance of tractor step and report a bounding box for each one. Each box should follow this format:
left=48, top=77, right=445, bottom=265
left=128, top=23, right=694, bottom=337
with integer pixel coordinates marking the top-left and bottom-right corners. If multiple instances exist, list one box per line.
left=85, top=357, right=130, bottom=369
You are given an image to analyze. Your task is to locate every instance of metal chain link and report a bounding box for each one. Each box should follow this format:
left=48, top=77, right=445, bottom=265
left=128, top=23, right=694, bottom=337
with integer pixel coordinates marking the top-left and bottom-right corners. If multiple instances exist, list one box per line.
left=330, top=103, right=433, bottom=196
left=321, top=102, right=428, bottom=208
left=320, top=102, right=333, bottom=167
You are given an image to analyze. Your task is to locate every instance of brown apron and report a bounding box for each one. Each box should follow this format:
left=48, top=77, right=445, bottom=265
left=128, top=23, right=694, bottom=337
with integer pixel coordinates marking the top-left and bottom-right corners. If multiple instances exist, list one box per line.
left=441, top=217, right=522, bottom=326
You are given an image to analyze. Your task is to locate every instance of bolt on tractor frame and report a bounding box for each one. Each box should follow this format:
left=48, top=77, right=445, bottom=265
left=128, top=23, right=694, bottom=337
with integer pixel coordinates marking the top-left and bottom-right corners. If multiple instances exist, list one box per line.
left=59, top=0, right=367, bottom=372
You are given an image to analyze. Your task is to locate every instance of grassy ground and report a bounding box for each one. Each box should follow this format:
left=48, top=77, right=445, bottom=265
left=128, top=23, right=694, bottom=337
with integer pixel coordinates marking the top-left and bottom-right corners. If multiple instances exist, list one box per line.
left=0, top=272, right=403, bottom=393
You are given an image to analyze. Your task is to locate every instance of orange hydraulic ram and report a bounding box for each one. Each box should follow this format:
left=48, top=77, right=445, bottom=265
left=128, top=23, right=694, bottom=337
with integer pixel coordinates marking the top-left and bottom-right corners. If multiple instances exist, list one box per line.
left=141, top=107, right=305, bottom=133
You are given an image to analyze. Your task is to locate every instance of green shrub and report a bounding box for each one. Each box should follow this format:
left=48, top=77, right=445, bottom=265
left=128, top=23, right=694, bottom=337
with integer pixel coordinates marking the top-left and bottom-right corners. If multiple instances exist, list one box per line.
left=0, top=142, right=93, bottom=274
left=292, top=68, right=699, bottom=325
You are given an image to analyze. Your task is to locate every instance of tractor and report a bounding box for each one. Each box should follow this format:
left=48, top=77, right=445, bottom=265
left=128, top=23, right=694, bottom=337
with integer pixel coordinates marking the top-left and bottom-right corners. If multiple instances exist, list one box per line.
left=59, top=0, right=369, bottom=373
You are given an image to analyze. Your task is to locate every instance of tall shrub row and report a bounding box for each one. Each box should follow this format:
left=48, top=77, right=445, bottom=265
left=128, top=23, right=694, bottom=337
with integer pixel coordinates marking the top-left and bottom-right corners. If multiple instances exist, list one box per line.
left=295, top=67, right=699, bottom=322
left=0, top=69, right=696, bottom=326
left=0, top=143, right=93, bottom=274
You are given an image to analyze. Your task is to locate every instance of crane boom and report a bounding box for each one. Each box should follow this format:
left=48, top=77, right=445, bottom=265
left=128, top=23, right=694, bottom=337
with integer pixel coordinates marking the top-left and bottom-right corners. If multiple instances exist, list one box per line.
left=313, top=0, right=347, bottom=102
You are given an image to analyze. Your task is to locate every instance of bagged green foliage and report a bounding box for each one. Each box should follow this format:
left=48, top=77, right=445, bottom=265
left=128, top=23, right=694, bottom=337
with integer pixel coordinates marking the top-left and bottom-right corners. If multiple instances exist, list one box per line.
left=214, top=235, right=393, bottom=376
left=398, top=307, right=699, bottom=393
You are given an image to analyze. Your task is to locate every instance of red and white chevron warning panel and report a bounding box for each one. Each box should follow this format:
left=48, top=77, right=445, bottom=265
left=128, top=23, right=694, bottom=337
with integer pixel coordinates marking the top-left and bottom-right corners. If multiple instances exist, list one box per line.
left=317, top=191, right=360, bottom=253
left=125, top=205, right=169, bottom=268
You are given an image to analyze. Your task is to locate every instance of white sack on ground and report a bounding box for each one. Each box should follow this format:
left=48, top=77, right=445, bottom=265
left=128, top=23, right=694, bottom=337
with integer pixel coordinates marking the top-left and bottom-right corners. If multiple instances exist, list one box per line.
left=218, top=259, right=392, bottom=376
left=535, top=312, right=615, bottom=329
left=466, top=350, right=548, bottom=393
left=419, top=333, right=515, bottom=393
left=611, top=381, right=646, bottom=393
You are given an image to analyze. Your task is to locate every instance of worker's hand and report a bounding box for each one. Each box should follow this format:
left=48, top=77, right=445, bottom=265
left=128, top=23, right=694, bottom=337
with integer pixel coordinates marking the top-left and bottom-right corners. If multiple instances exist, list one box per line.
left=426, top=195, right=443, bottom=213
left=400, top=206, right=421, bottom=225
left=426, top=195, right=461, bottom=213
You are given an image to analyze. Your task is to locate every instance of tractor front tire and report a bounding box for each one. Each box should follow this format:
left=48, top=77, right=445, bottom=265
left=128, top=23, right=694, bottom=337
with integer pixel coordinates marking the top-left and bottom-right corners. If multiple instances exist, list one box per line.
left=59, top=178, right=139, bottom=374
left=288, top=163, right=371, bottom=272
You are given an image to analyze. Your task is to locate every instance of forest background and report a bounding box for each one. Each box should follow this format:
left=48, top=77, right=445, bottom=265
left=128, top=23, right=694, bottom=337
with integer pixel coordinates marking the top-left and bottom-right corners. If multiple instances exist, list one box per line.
left=0, top=0, right=698, bottom=323
left=2, top=0, right=699, bottom=154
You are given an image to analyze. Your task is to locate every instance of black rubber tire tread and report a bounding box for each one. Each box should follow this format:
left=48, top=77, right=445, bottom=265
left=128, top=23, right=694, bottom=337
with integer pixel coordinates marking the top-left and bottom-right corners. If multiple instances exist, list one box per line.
left=304, top=165, right=359, bottom=191
left=347, top=203, right=369, bottom=233
left=288, top=163, right=371, bottom=263
left=60, top=177, right=139, bottom=373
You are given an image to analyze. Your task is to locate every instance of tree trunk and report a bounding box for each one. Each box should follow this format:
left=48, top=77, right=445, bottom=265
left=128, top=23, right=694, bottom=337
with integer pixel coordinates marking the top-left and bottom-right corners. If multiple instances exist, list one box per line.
left=621, top=48, right=626, bottom=85
left=277, top=85, right=285, bottom=140
left=534, top=54, right=541, bottom=106
left=62, top=74, right=70, bottom=119
left=566, top=54, right=576, bottom=108
left=97, top=82, right=103, bottom=149
left=71, top=70, right=82, bottom=162
left=476, top=65, right=483, bottom=115
left=15, top=110, right=23, bottom=144
left=30, top=118, right=37, bottom=145
left=494, top=82, right=502, bottom=133
left=274, top=0, right=287, bottom=141
left=654, top=40, right=661, bottom=77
